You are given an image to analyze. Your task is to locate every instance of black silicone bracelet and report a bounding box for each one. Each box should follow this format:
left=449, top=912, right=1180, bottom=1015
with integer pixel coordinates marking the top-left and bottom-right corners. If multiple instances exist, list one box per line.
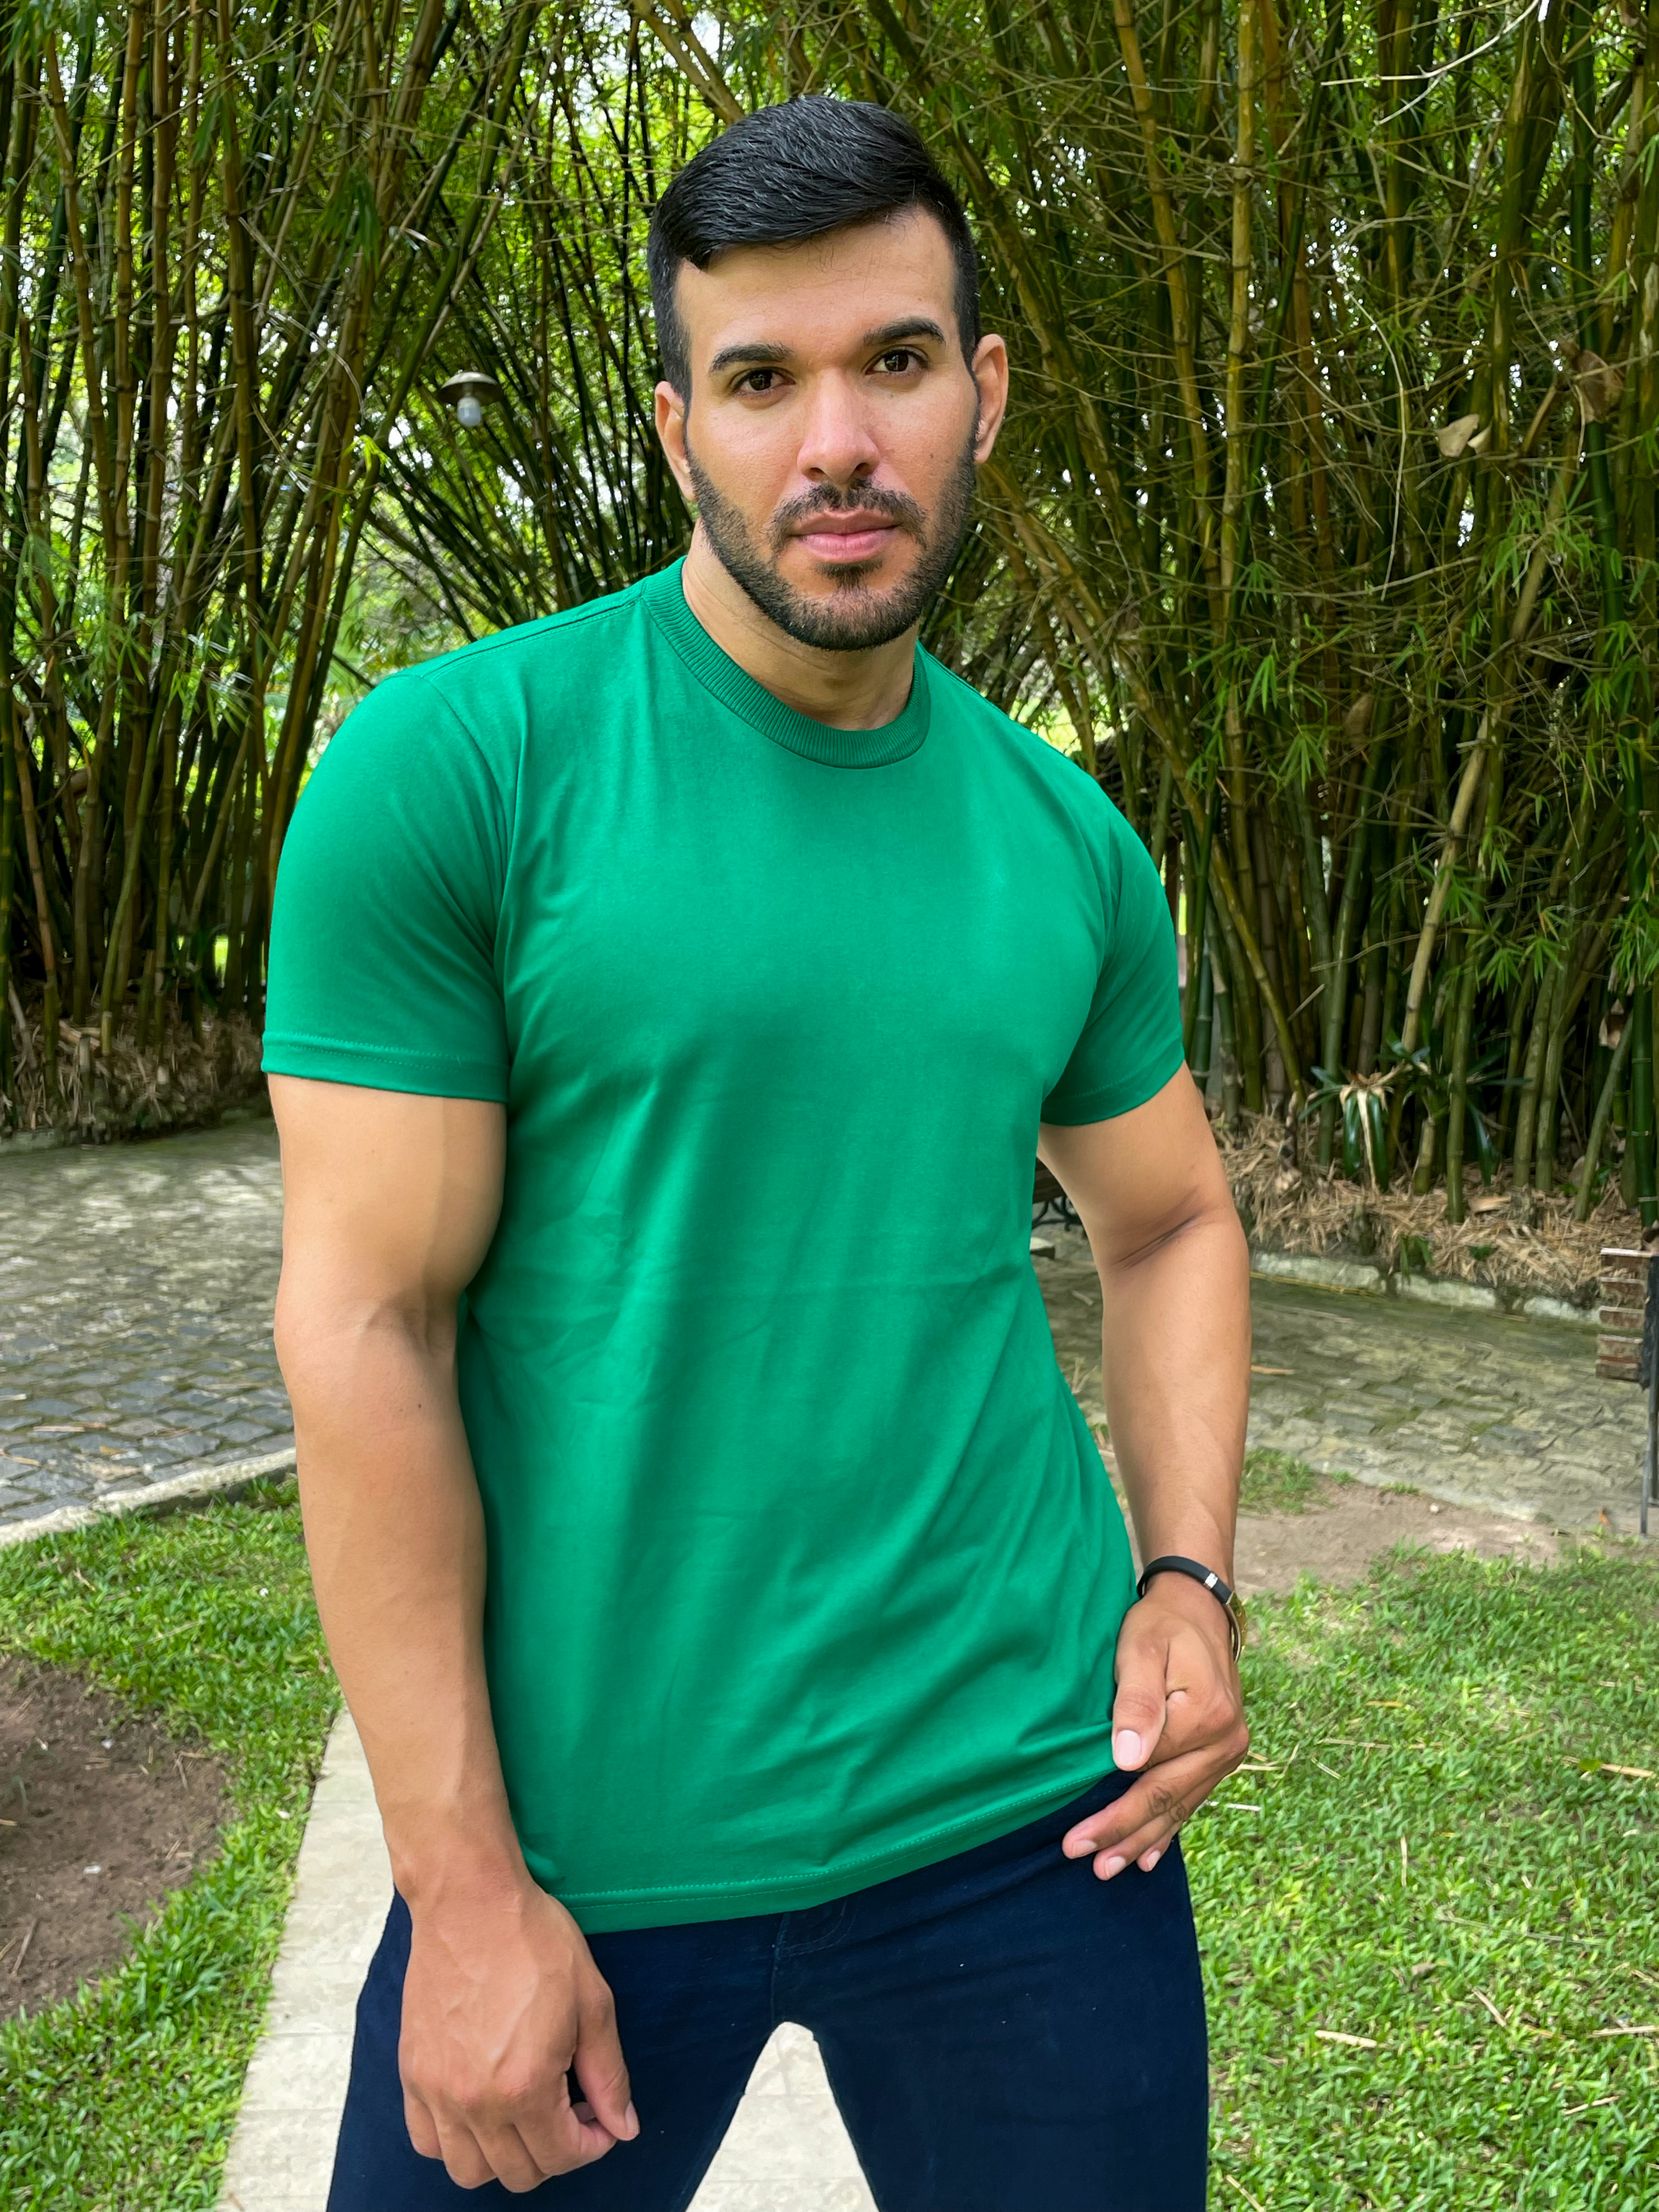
left=1136, top=1554, right=1246, bottom=1659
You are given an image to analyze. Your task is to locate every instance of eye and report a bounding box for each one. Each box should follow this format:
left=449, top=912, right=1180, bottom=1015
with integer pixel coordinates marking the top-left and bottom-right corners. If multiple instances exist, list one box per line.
left=735, top=367, right=783, bottom=394
left=871, top=348, right=924, bottom=375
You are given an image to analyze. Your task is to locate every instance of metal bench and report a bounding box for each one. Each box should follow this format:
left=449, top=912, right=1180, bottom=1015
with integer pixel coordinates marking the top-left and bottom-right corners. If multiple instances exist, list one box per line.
left=1597, top=1246, right=1659, bottom=1536
left=1032, top=1159, right=1079, bottom=1233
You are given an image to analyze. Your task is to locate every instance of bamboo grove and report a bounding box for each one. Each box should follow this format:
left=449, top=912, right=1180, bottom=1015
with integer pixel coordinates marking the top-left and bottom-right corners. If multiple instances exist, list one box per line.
left=2, top=0, right=1658, bottom=1226
left=0, top=0, right=532, bottom=1089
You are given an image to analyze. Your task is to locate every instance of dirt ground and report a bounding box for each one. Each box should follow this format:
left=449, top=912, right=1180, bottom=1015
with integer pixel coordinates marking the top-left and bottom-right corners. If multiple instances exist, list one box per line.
left=0, top=1655, right=226, bottom=2015
left=1231, top=1476, right=1562, bottom=1596
left=1088, top=1420, right=1568, bottom=1598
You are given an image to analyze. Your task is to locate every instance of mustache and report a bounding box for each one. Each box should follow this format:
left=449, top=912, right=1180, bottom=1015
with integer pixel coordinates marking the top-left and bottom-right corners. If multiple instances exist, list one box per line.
left=766, top=482, right=927, bottom=556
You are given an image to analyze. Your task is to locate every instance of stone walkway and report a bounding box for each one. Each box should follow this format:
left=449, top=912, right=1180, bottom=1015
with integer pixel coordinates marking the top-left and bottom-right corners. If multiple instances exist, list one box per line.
left=1037, top=1227, right=1650, bottom=1533
left=0, top=1119, right=290, bottom=1526
left=2, top=1121, right=1646, bottom=1538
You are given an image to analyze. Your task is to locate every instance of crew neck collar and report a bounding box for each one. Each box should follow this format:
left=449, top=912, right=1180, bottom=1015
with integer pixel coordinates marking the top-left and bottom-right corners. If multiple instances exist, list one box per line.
left=643, top=559, right=930, bottom=770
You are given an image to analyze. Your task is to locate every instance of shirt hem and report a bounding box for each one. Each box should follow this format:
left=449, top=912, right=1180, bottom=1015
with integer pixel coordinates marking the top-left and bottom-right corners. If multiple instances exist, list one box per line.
left=535, top=1756, right=1119, bottom=1933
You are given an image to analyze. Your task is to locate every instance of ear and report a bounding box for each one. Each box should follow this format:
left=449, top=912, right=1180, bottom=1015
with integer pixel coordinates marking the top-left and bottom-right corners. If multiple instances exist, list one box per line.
left=969, top=334, right=1009, bottom=463
left=654, top=380, right=697, bottom=504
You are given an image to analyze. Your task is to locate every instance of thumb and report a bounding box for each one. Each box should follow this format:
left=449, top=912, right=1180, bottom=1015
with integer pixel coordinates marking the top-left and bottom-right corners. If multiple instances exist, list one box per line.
left=1111, top=1628, right=1171, bottom=1770
left=573, top=1991, right=639, bottom=2146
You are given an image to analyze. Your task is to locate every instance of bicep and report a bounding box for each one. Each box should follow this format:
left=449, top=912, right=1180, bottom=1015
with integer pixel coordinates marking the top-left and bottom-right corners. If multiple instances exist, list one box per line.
left=272, top=1076, right=505, bottom=1336
left=1039, top=1065, right=1231, bottom=1268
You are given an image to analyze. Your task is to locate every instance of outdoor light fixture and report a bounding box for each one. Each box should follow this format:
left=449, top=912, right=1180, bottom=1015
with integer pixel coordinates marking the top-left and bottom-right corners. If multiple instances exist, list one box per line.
left=437, top=369, right=502, bottom=429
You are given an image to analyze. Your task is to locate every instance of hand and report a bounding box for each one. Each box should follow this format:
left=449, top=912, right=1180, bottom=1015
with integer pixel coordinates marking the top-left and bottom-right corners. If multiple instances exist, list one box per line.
left=1062, top=1571, right=1248, bottom=1881
left=399, top=1872, right=639, bottom=2192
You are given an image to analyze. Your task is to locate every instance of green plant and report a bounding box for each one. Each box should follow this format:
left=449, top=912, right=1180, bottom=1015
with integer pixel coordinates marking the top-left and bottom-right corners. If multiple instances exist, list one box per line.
left=0, top=1484, right=337, bottom=2211
left=1239, top=1447, right=1349, bottom=1516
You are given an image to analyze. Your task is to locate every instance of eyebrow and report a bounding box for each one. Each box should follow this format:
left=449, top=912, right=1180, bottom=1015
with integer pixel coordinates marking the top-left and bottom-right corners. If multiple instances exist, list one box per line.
left=860, top=317, right=946, bottom=349
left=708, top=338, right=791, bottom=376
left=706, top=318, right=947, bottom=379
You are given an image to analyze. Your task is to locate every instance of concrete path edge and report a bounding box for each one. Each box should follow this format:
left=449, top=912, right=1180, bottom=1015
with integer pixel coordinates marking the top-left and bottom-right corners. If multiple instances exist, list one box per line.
left=0, top=1441, right=297, bottom=1551
left=218, top=1709, right=388, bottom=2211
left=215, top=1712, right=874, bottom=2211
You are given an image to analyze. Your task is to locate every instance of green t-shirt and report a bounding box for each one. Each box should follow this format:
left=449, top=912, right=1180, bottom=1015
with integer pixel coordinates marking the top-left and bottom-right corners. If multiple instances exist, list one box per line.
left=264, top=560, right=1182, bottom=1932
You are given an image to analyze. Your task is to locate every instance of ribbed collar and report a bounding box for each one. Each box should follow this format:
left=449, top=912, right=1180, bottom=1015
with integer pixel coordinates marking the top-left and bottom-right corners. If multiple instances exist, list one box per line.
left=642, top=558, right=930, bottom=770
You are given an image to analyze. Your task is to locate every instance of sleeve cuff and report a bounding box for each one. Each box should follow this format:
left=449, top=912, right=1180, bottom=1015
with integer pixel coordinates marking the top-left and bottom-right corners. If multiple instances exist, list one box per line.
left=261, top=1032, right=510, bottom=1104
left=1039, top=1037, right=1186, bottom=1127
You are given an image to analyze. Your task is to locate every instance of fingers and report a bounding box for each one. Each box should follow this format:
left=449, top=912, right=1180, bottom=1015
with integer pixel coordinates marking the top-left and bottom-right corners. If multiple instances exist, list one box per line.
left=1063, top=1753, right=1205, bottom=1876
left=507, top=2090, right=620, bottom=2185
left=1108, top=1633, right=1171, bottom=1773
left=1110, top=1590, right=1240, bottom=1769
left=517, top=2019, right=637, bottom=2180
left=437, top=2115, right=547, bottom=2194
left=571, top=1979, right=640, bottom=2147
left=1063, top=1712, right=1250, bottom=1880
left=409, top=2080, right=619, bottom=2195
left=405, top=2091, right=543, bottom=2194
left=404, top=2088, right=443, bottom=2163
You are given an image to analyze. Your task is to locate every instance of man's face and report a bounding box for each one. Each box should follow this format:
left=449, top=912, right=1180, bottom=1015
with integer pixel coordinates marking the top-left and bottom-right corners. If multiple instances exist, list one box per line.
left=655, top=210, right=1008, bottom=652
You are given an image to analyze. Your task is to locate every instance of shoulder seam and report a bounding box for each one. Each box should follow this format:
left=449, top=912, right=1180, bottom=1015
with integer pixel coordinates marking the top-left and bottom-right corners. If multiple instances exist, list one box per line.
left=419, top=589, right=639, bottom=679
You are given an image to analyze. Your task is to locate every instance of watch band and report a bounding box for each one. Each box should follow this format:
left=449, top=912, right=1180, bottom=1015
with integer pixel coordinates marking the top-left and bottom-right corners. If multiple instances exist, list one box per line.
left=1136, top=1554, right=1247, bottom=1661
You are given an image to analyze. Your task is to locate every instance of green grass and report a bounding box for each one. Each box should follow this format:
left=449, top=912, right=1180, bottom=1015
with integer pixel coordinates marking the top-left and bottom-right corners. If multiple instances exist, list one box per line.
left=1195, top=1547, right=1659, bottom=2210
left=2, top=1498, right=1656, bottom=2210
left=1240, top=1444, right=1353, bottom=1515
left=0, top=1483, right=337, bottom=2211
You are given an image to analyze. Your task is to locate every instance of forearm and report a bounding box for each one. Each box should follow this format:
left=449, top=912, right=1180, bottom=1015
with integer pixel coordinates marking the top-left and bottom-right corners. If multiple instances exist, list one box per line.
left=283, top=1311, right=527, bottom=1909
left=1095, top=1198, right=1250, bottom=1579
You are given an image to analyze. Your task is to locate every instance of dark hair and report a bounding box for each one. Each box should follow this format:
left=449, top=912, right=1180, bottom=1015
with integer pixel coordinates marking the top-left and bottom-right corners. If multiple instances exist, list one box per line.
left=647, top=97, right=980, bottom=396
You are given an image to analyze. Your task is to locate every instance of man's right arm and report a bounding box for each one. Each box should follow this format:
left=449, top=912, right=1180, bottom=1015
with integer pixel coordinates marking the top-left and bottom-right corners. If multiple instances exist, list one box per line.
left=270, top=1075, right=639, bottom=2194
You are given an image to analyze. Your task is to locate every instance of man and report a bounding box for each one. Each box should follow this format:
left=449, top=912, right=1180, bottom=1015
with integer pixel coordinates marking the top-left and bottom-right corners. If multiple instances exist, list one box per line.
left=266, top=95, right=1250, bottom=2211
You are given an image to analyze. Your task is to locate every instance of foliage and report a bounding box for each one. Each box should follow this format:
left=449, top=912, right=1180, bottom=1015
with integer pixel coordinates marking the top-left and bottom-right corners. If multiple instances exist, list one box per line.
left=1192, top=1547, right=1659, bottom=2208
left=0, top=1483, right=337, bottom=2211
left=390, top=0, right=1659, bottom=1221
left=4, top=0, right=1659, bottom=1228
left=0, top=0, right=529, bottom=1093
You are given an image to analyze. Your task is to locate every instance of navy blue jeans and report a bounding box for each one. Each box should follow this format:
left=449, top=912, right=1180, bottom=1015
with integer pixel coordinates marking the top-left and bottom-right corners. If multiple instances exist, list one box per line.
left=328, top=1772, right=1207, bottom=2210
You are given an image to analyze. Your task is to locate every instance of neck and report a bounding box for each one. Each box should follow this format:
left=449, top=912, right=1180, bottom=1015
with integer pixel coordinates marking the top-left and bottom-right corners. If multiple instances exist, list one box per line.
left=678, top=526, right=918, bottom=731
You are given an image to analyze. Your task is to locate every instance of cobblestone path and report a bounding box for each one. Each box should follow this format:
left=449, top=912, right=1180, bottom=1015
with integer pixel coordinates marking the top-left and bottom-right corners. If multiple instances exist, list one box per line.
left=1039, top=1228, right=1651, bottom=1533
left=0, top=1119, right=289, bottom=1526
left=1, top=1124, right=1650, bottom=1536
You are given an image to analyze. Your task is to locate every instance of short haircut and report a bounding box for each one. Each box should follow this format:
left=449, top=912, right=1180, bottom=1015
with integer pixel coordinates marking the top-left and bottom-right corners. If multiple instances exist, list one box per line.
left=647, top=96, right=980, bottom=396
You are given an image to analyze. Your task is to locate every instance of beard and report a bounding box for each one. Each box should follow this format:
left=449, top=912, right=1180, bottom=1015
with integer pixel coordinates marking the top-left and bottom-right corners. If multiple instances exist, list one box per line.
left=684, top=425, right=979, bottom=653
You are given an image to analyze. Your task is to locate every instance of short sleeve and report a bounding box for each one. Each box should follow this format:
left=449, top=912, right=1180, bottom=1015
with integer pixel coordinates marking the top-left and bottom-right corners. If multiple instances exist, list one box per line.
left=262, top=672, right=511, bottom=1101
left=1040, top=799, right=1184, bottom=1125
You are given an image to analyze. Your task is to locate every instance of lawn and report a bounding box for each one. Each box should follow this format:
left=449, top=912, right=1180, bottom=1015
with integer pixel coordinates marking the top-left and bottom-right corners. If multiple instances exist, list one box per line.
left=1193, top=1548, right=1659, bottom=2211
left=1, top=1491, right=1655, bottom=2209
left=0, top=1484, right=336, bottom=2211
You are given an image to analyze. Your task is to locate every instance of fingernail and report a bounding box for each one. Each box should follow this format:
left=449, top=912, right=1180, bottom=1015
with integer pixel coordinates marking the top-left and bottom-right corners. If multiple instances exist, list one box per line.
left=624, top=2102, right=640, bottom=2140
left=1114, top=1730, right=1142, bottom=1767
left=1064, top=1835, right=1095, bottom=1858
left=1142, top=1848, right=1163, bottom=1872
left=1098, top=1854, right=1126, bottom=1880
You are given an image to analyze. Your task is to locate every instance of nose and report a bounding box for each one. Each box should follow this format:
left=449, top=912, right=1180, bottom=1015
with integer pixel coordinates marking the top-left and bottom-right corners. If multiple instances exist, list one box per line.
left=793, top=371, right=881, bottom=490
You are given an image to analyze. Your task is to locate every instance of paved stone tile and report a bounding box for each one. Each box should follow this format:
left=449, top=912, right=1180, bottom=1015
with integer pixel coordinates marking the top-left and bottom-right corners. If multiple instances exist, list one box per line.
left=1036, top=1228, right=1652, bottom=1532
left=0, top=1119, right=291, bottom=1523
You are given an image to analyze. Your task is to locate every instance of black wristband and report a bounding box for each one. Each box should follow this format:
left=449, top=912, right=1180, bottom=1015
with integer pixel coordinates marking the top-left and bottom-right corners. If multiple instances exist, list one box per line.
left=1136, top=1555, right=1246, bottom=1660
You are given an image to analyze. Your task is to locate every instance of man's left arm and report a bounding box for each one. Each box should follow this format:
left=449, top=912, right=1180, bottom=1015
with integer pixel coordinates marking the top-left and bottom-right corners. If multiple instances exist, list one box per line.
left=1039, top=1064, right=1252, bottom=1880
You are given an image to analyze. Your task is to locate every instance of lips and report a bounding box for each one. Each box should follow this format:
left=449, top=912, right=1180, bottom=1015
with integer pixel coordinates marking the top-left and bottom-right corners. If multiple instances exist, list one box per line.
left=793, top=515, right=902, bottom=562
